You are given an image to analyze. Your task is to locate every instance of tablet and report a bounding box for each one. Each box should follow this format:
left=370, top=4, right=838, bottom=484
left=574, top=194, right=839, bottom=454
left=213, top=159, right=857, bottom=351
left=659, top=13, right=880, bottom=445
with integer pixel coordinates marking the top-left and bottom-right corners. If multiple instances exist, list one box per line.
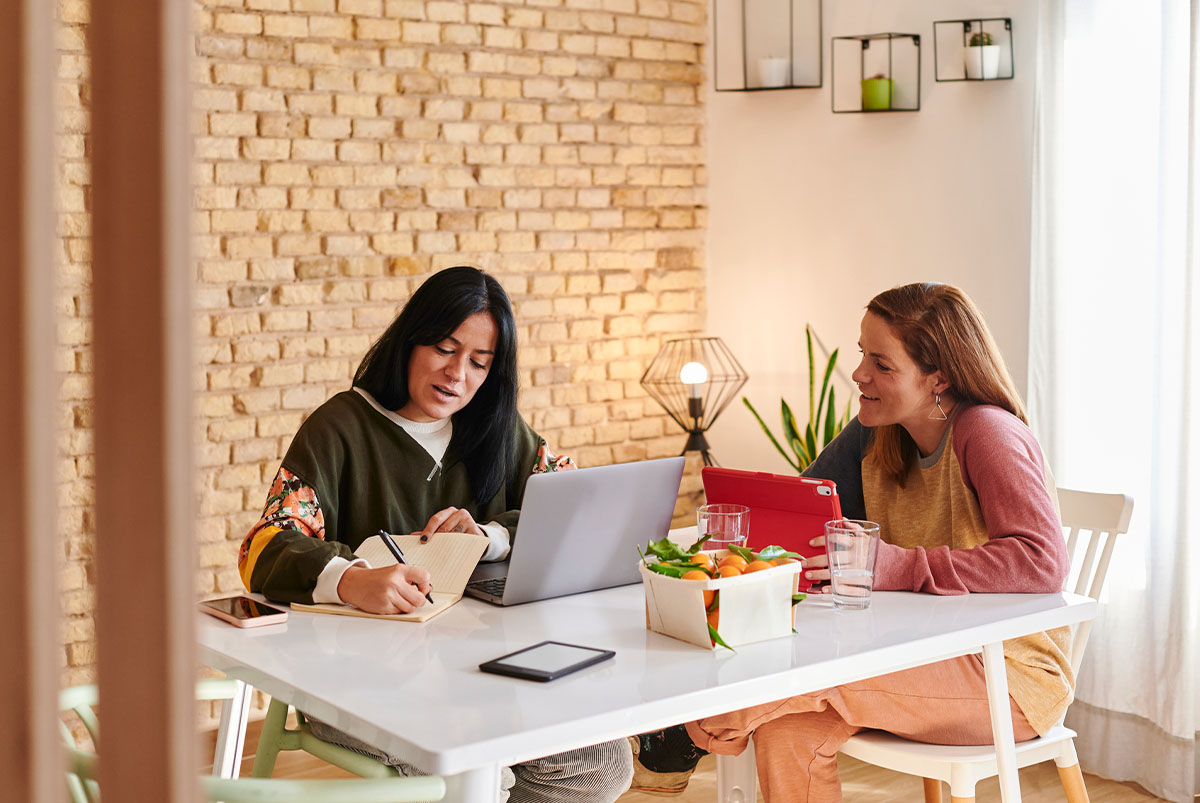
left=479, top=641, right=615, bottom=682
left=701, top=466, right=841, bottom=570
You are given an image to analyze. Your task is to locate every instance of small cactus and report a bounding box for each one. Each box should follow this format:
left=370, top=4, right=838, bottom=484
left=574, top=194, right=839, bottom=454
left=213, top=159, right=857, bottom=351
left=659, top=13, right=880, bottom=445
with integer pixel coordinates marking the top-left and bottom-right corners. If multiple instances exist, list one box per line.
left=969, top=31, right=993, bottom=47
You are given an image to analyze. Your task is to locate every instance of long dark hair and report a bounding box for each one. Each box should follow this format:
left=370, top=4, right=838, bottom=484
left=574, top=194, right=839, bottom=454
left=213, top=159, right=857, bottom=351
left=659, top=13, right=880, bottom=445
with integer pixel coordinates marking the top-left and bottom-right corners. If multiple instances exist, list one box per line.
left=866, top=283, right=1027, bottom=484
left=354, top=266, right=519, bottom=505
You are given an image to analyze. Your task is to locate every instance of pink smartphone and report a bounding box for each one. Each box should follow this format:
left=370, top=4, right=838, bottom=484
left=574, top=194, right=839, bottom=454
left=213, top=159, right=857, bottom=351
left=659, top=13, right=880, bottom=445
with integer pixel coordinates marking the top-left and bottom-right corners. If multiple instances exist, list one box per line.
left=199, top=595, right=288, bottom=628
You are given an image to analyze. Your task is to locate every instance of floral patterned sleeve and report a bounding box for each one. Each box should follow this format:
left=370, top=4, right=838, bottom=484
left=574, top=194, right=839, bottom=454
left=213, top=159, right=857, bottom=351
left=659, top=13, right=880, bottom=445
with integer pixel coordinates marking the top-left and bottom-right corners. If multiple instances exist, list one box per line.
left=237, top=467, right=326, bottom=590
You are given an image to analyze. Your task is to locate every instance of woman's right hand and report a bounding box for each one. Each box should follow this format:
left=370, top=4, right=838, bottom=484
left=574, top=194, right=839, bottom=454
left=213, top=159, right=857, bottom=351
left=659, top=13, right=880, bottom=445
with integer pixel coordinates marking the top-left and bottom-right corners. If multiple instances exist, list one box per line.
left=337, top=564, right=432, bottom=614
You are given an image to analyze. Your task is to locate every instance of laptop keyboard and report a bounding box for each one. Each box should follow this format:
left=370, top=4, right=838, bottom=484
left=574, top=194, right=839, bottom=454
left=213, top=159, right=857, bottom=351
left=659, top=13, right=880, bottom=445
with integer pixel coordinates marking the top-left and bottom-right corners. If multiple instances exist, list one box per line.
left=469, top=577, right=506, bottom=597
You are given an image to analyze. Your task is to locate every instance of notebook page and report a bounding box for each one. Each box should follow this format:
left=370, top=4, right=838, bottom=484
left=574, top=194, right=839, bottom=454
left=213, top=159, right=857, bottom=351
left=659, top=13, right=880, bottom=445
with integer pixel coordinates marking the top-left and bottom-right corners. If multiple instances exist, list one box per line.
left=354, top=532, right=489, bottom=595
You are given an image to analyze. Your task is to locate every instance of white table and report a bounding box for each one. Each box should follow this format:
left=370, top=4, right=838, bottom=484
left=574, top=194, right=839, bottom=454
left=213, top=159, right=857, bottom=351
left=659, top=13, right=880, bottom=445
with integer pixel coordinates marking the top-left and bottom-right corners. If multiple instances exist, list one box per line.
left=199, top=587, right=1095, bottom=803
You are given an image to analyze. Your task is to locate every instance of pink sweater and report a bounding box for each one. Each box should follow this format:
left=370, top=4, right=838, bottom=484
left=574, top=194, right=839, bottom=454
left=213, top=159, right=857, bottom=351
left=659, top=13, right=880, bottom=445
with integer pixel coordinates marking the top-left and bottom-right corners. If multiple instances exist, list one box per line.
left=870, top=405, right=1069, bottom=595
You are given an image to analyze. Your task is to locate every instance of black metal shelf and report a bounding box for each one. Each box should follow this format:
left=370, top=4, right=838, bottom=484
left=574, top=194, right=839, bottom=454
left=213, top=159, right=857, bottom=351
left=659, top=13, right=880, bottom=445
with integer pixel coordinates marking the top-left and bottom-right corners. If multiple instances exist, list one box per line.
left=933, top=18, right=1014, bottom=82
left=831, top=33, right=921, bottom=113
left=713, top=0, right=822, bottom=91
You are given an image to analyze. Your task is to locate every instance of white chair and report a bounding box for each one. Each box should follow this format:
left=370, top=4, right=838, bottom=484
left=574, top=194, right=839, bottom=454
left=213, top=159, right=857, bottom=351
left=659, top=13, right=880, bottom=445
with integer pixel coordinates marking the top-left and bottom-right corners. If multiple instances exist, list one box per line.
left=714, top=488, right=1134, bottom=803
left=838, top=488, right=1134, bottom=803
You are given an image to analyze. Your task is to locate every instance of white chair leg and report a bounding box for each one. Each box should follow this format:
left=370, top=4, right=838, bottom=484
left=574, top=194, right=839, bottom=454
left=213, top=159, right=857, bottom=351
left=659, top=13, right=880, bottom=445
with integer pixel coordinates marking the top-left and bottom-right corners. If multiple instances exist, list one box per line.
left=212, top=680, right=251, bottom=779
left=716, top=736, right=756, bottom=803
left=1053, top=737, right=1079, bottom=768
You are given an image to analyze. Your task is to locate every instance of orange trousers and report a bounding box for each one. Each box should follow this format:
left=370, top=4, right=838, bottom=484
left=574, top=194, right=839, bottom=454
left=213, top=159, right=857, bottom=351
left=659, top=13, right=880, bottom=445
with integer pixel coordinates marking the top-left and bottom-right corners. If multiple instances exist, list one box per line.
left=685, top=654, right=1039, bottom=803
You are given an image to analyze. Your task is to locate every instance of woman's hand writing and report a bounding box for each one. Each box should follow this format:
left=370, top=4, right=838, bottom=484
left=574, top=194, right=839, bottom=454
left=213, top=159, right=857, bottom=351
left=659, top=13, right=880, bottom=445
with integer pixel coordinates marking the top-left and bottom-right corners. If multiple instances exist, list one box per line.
left=337, top=564, right=432, bottom=614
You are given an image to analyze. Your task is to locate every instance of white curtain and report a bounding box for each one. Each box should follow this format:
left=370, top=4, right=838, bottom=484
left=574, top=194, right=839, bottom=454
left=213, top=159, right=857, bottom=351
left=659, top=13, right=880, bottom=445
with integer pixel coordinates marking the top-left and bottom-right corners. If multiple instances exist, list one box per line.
left=1028, top=2, right=1199, bottom=801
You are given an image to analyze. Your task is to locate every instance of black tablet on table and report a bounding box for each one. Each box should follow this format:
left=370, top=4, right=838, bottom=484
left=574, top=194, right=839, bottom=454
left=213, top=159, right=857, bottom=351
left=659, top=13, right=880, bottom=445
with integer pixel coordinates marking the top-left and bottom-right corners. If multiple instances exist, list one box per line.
left=479, top=641, right=615, bottom=682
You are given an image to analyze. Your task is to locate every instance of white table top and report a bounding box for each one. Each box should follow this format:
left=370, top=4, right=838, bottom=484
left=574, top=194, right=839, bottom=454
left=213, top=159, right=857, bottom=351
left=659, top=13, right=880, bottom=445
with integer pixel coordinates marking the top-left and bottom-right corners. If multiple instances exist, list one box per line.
left=198, top=586, right=1095, bottom=776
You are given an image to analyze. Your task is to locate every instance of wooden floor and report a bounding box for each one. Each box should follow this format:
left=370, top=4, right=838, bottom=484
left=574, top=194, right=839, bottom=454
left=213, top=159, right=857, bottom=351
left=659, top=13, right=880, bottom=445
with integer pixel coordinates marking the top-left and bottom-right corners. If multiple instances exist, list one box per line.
left=206, top=717, right=1166, bottom=802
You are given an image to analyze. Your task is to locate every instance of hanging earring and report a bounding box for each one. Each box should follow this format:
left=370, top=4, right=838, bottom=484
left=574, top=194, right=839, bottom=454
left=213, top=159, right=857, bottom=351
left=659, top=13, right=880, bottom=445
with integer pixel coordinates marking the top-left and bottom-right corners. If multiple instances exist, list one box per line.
left=928, top=392, right=948, bottom=421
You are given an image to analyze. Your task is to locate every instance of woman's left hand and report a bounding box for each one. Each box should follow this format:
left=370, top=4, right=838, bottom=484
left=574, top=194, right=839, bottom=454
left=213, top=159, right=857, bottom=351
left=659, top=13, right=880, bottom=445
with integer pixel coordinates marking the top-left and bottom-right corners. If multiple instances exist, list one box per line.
left=417, top=507, right=484, bottom=542
left=803, top=534, right=831, bottom=590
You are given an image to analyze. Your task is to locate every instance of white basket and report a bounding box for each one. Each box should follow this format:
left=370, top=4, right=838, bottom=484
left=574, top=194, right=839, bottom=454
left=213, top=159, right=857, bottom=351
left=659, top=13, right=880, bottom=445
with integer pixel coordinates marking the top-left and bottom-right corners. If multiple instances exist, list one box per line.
left=639, top=550, right=804, bottom=650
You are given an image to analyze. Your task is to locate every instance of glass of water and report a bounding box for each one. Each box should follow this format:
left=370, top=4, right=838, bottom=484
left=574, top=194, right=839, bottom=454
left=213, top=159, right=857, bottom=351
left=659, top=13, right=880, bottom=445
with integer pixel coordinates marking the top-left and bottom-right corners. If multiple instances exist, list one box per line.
left=696, top=503, right=749, bottom=552
left=824, top=519, right=881, bottom=609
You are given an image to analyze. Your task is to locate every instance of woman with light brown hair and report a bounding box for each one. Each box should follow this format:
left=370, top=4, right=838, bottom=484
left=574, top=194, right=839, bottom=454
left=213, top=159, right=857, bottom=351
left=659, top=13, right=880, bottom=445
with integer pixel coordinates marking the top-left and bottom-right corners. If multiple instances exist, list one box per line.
left=632, top=283, right=1071, bottom=800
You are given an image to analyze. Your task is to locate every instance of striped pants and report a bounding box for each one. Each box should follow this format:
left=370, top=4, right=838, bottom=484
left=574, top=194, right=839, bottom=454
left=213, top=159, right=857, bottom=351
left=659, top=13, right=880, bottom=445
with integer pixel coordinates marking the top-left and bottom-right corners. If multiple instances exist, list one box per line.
left=309, top=718, right=633, bottom=803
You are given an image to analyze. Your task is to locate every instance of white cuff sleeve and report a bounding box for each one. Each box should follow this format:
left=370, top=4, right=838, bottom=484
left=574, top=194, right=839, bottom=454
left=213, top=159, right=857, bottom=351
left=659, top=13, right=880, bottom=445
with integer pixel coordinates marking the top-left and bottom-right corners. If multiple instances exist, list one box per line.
left=479, top=521, right=512, bottom=562
left=313, top=556, right=368, bottom=604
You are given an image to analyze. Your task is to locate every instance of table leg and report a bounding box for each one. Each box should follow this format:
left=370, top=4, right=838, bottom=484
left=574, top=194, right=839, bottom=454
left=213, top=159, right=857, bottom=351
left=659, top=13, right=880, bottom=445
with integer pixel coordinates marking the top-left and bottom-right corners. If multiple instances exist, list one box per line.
left=443, top=763, right=503, bottom=803
left=716, top=736, right=757, bottom=803
left=982, top=641, right=1021, bottom=803
left=212, top=680, right=251, bottom=778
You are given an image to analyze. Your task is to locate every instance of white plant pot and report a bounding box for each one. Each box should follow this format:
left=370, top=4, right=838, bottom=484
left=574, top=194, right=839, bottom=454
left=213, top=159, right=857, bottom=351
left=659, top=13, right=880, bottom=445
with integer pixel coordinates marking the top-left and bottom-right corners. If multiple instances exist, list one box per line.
left=756, top=57, right=790, bottom=88
left=964, top=44, right=1001, bottom=79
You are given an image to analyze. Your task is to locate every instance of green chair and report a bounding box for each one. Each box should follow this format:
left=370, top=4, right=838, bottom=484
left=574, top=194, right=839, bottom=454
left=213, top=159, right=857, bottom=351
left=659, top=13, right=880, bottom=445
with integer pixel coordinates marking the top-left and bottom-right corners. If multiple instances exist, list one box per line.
left=60, top=679, right=445, bottom=803
left=251, top=696, right=402, bottom=779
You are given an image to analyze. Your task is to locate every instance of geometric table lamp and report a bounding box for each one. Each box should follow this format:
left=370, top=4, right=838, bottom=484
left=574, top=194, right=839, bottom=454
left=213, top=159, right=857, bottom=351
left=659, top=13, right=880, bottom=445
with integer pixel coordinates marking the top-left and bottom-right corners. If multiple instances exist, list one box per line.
left=639, top=336, right=748, bottom=466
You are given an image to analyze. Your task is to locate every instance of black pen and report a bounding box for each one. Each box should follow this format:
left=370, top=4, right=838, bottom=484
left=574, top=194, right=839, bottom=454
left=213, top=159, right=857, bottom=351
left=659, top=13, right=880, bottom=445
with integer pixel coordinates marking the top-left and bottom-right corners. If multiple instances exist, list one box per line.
left=376, top=530, right=435, bottom=605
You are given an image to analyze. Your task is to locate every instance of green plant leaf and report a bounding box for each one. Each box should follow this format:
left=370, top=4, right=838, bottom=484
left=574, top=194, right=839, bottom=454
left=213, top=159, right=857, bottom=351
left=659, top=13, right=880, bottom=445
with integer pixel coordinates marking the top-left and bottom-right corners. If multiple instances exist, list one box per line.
left=708, top=624, right=735, bottom=651
left=804, top=422, right=818, bottom=468
left=743, top=397, right=801, bottom=472
left=756, top=545, right=803, bottom=561
left=823, top=385, right=838, bottom=446
left=781, top=399, right=801, bottom=446
left=644, top=535, right=691, bottom=563
left=814, top=348, right=837, bottom=432
left=646, top=562, right=697, bottom=578
left=791, top=593, right=808, bottom=606
left=806, top=325, right=816, bottom=422
left=790, top=435, right=811, bottom=466
left=728, top=543, right=757, bottom=562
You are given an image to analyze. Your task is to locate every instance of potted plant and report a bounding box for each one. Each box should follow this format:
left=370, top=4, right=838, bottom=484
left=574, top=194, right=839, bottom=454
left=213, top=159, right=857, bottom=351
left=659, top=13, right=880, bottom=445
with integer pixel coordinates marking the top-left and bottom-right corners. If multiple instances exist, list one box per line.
left=964, top=30, right=1000, bottom=79
left=743, top=325, right=852, bottom=473
left=860, top=73, right=893, bottom=110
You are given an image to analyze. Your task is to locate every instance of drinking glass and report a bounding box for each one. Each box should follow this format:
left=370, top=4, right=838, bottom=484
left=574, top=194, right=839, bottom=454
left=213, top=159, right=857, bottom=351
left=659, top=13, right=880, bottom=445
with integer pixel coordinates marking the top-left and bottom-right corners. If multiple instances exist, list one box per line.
left=824, top=519, right=881, bottom=609
left=697, top=504, right=749, bottom=552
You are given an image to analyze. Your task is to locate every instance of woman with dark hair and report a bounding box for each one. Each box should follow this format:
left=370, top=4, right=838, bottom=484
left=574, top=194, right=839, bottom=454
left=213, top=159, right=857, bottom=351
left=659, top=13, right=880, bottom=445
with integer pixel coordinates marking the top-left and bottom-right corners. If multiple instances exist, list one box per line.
left=238, top=266, right=631, bottom=802
left=633, top=283, right=1071, bottom=800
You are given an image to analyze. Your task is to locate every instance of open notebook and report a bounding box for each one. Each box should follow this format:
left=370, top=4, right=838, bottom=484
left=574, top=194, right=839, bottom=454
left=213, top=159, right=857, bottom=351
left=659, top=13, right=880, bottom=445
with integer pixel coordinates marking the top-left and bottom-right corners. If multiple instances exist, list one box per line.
left=290, top=532, right=489, bottom=623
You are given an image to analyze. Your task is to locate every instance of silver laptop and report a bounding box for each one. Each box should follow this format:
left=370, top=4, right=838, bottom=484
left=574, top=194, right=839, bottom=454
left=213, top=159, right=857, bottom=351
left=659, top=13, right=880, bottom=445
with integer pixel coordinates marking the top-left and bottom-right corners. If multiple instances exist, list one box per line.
left=464, top=456, right=686, bottom=606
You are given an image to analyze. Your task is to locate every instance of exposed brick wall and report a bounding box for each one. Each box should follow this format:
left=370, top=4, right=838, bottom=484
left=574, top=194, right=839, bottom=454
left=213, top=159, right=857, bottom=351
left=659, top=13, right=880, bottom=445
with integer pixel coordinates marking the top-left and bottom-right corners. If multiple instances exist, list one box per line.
left=57, top=0, right=708, bottom=689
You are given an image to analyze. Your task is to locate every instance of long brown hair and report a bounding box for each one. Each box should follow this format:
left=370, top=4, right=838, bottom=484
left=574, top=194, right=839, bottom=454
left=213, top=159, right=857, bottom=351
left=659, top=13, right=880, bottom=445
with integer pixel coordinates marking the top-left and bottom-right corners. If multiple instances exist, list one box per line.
left=866, top=283, right=1027, bottom=483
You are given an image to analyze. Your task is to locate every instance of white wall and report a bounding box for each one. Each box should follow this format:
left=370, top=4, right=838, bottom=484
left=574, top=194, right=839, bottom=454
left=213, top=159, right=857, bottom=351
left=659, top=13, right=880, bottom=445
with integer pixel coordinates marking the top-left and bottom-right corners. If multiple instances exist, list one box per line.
left=705, top=0, right=1039, bottom=473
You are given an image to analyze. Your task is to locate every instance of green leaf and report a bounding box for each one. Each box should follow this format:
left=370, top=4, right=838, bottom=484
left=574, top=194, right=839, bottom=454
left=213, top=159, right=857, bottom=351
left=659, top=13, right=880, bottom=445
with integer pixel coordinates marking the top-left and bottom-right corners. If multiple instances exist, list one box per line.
left=706, top=590, right=720, bottom=613
left=806, top=325, right=816, bottom=422
left=646, top=562, right=698, bottom=578
left=728, top=543, right=757, bottom=562
left=708, top=624, right=735, bottom=652
left=644, top=535, right=690, bottom=563
left=781, top=399, right=802, bottom=448
left=789, top=435, right=811, bottom=466
left=791, top=593, right=808, bottom=606
left=755, top=545, right=802, bottom=561
left=742, top=397, right=801, bottom=473
left=814, top=348, right=837, bottom=432
left=822, top=386, right=838, bottom=446
left=685, top=533, right=714, bottom=553
left=804, top=422, right=818, bottom=469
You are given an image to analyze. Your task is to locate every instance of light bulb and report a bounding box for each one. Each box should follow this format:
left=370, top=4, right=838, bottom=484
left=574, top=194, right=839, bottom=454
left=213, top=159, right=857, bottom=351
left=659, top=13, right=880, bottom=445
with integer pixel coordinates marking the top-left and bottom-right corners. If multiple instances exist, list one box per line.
left=679, top=361, right=707, bottom=399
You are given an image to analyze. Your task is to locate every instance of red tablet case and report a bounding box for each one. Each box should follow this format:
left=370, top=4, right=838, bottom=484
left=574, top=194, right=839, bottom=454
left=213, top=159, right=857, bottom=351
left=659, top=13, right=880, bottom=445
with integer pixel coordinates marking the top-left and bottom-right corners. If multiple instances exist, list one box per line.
left=700, top=466, right=841, bottom=566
